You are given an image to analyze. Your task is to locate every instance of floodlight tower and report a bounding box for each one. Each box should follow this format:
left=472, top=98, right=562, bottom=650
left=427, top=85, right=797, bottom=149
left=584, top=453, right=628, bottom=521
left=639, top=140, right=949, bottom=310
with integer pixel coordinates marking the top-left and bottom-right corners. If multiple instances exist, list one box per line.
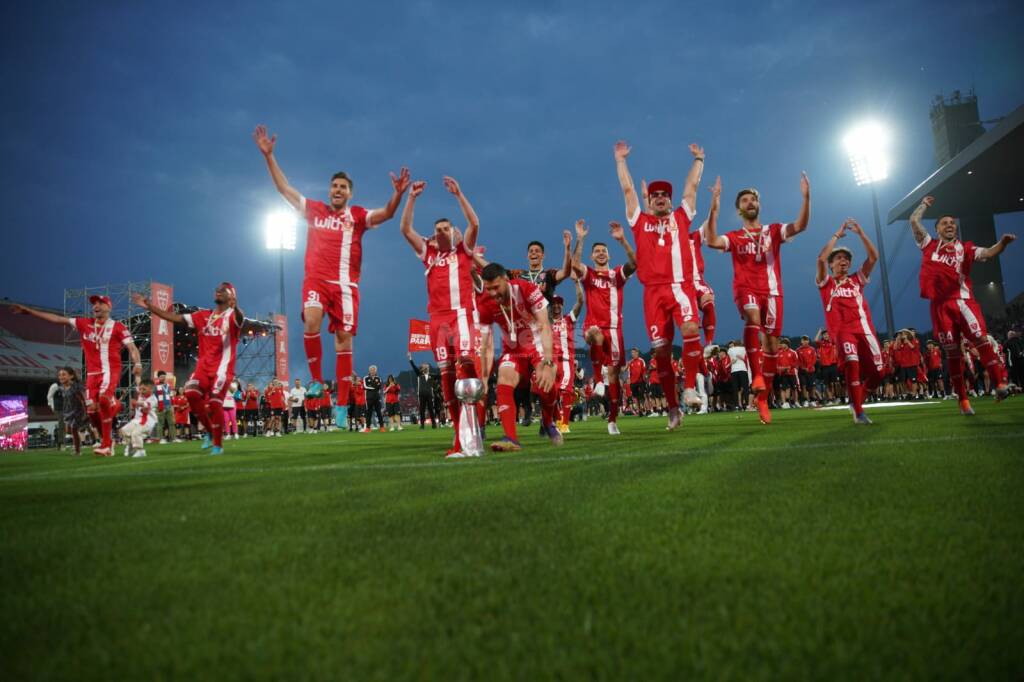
left=844, top=122, right=896, bottom=338
left=265, top=211, right=297, bottom=317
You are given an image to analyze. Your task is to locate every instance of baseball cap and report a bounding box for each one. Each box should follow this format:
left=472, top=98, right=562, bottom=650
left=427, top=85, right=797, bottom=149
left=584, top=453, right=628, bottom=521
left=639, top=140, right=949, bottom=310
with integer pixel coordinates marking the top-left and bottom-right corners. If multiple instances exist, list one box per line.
left=550, top=295, right=564, bottom=306
left=647, top=180, right=673, bottom=198
left=89, top=295, right=112, bottom=307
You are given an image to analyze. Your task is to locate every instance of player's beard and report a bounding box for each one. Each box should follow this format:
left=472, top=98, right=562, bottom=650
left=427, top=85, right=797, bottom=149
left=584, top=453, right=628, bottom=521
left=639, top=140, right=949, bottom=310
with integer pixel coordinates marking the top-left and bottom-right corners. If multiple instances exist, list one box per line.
left=741, top=207, right=759, bottom=221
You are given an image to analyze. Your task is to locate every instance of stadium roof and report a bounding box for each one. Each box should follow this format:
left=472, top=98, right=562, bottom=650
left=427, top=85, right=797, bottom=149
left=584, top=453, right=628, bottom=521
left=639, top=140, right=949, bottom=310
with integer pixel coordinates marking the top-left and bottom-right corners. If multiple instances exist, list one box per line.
left=887, top=104, right=1024, bottom=223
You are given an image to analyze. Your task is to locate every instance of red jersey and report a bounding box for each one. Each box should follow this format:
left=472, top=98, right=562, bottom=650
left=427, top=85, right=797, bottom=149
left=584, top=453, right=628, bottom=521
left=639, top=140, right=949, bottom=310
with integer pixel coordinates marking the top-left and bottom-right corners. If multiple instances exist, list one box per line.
left=172, top=395, right=190, bottom=424
left=244, top=389, right=259, bottom=410
left=715, top=355, right=733, bottom=382
left=817, top=273, right=877, bottom=337
left=892, top=341, right=919, bottom=369
left=68, top=317, right=133, bottom=377
left=580, top=264, right=630, bottom=330
left=881, top=349, right=893, bottom=374
left=384, top=384, right=401, bottom=404
left=322, top=389, right=332, bottom=408
left=628, top=204, right=696, bottom=286
left=796, top=345, right=817, bottom=372
left=925, top=347, right=943, bottom=371
left=354, top=382, right=366, bottom=406
left=551, top=312, right=577, bottom=361
left=301, top=197, right=373, bottom=285
left=648, top=357, right=660, bottom=384
left=267, top=386, right=287, bottom=410
left=476, top=280, right=548, bottom=353
left=420, top=241, right=477, bottom=314
left=919, top=234, right=983, bottom=301
left=723, top=223, right=791, bottom=296
left=777, top=348, right=798, bottom=375
left=818, top=339, right=838, bottom=366
left=627, top=357, right=646, bottom=384
left=183, top=308, right=241, bottom=380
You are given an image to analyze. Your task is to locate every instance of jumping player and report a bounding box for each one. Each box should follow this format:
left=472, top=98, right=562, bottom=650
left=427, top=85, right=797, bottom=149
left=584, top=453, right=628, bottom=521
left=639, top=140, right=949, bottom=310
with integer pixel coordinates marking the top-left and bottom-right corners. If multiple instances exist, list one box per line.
left=909, top=196, right=1015, bottom=413
left=133, top=283, right=244, bottom=454
left=476, top=264, right=558, bottom=452
left=704, top=170, right=811, bottom=424
left=815, top=219, right=883, bottom=424
left=253, top=125, right=409, bottom=424
left=10, top=296, right=142, bottom=456
left=571, top=219, right=637, bottom=434
left=399, top=175, right=483, bottom=457
left=549, top=275, right=584, bottom=433
left=613, top=140, right=707, bottom=430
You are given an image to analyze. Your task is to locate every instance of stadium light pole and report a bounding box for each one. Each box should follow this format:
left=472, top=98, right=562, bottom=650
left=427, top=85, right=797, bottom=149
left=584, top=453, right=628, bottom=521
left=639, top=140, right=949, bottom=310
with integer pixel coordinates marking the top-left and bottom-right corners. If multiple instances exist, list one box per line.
left=265, top=211, right=297, bottom=318
left=844, top=122, right=896, bottom=338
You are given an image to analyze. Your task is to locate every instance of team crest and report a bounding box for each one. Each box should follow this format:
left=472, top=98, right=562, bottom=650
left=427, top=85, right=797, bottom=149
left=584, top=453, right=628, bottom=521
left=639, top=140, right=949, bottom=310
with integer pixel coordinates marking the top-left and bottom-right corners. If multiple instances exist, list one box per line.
left=158, top=340, right=170, bottom=364
left=155, top=289, right=170, bottom=310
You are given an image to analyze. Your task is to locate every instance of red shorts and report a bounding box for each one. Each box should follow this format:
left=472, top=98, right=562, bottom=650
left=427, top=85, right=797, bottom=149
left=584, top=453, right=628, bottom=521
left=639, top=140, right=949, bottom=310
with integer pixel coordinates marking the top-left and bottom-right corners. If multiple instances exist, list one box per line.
left=85, top=370, right=118, bottom=407
left=643, top=283, right=699, bottom=349
left=593, top=326, right=625, bottom=368
left=498, top=348, right=564, bottom=395
left=929, top=298, right=987, bottom=347
left=186, top=370, right=232, bottom=403
left=734, top=290, right=784, bottom=338
left=834, top=330, right=884, bottom=373
left=694, top=281, right=714, bottom=299
left=302, top=278, right=360, bottom=335
left=430, top=308, right=478, bottom=368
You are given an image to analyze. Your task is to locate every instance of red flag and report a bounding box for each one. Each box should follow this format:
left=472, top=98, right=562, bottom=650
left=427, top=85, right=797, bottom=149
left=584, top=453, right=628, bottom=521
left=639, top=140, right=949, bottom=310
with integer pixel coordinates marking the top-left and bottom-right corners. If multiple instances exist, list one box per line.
left=149, top=282, right=174, bottom=378
left=408, top=320, right=431, bottom=352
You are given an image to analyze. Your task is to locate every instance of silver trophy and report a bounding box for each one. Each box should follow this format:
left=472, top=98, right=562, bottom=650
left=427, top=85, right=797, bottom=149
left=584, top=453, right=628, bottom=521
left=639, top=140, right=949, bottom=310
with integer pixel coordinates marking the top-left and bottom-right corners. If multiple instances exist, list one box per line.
left=454, top=378, right=485, bottom=457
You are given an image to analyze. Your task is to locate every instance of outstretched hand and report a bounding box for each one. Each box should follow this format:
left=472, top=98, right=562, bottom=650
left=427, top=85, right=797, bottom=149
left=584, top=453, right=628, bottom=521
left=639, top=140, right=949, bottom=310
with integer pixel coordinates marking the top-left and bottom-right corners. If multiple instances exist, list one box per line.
left=689, top=143, right=704, bottom=159
left=613, top=140, right=631, bottom=161
left=562, top=230, right=572, bottom=249
left=845, top=218, right=864, bottom=237
left=800, top=171, right=810, bottom=198
left=709, top=176, right=721, bottom=204
left=609, top=221, right=625, bottom=241
left=130, top=293, right=148, bottom=308
left=390, top=167, right=411, bottom=194
left=9, top=304, right=29, bottom=315
left=574, top=219, right=588, bottom=239
left=921, top=195, right=935, bottom=208
left=253, top=125, right=276, bottom=156
left=442, top=176, right=462, bottom=196
left=410, top=180, right=426, bottom=198
left=1001, top=233, right=1017, bottom=245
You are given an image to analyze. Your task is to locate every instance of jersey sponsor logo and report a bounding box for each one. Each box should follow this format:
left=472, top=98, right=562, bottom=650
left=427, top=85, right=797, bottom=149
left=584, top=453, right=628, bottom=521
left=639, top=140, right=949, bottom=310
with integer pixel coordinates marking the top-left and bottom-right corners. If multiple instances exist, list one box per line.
left=426, top=253, right=455, bottom=268
left=589, top=277, right=613, bottom=289
left=830, top=285, right=861, bottom=299
left=313, top=214, right=355, bottom=232
left=735, top=239, right=768, bottom=255
left=931, top=252, right=962, bottom=269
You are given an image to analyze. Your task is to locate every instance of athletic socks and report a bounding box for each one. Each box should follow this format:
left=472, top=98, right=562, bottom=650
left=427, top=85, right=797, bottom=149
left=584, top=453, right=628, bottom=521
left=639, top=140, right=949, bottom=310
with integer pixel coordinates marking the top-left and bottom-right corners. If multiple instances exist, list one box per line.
left=497, top=384, right=518, bottom=440
left=207, top=400, right=225, bottom=447
left=744, top=324, right=763, bottom=379
left=763, top=352, right=778, bottom=391
left=608, top=382, right=620, bottom=422
left=682, top=334, right=702, bottom=390
left=975, top=339, right=1008, bottom=386
left=303, top=333, right=323, bottom=383
left=97, top=397, right=115, bottom=448
left=845, top=360, right=864, bottom=415
left=441, top=369, right=459, bottom=450
left=945, top=347, right=967, bottom=399
left=336, top=350, right=353, bottom=405
left=700, top=300, right=717, bottom=346
left=657, top=353, right=679, bottom=409
left=590, top=344, right=606, bottom=382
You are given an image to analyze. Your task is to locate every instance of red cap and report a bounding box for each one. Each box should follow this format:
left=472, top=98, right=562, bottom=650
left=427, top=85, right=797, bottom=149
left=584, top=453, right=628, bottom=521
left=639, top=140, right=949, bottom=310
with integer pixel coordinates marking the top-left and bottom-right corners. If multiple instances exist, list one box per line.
left=89, top=295, right=112, bottom=307
left=218, top=282, right=237, bottom=299
left=550, top=295, right=564, bottom=306
left=647, top=180, right=673, bottom=198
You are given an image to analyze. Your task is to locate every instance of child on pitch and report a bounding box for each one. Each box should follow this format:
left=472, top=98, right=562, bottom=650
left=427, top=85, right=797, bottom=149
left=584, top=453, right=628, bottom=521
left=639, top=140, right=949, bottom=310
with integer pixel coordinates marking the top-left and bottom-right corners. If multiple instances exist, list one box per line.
left=57, top=366, right=89, bottom=455
left=173, top=386, right=191, bottom=441
left=120, top=379, right=159, bottom=458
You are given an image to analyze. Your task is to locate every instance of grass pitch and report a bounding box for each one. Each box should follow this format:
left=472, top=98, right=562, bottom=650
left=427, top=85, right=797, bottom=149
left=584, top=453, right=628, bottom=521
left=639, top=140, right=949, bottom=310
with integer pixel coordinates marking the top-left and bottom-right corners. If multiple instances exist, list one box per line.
left=2, top=400, right=1023, bottom=680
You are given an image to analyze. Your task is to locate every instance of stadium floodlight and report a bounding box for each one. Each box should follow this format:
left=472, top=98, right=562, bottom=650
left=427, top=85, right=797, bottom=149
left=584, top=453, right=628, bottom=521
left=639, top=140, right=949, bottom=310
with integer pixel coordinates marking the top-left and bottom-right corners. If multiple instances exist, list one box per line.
left=843, top=120, right=895, bottom=337
left=264, top=211, right=298, bottom=251
left=844, top=122, right=890, bottom=186
left=264, top=210, right=298, bottom=318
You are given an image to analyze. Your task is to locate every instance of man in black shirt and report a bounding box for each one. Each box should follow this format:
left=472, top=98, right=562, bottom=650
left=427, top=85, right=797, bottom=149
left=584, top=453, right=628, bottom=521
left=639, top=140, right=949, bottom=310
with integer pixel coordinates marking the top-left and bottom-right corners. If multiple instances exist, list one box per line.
left=408, top=352, right=439, bottom=428
left=362, top=366, right=385, bottom=432
left=508, top=237, right=573, bottom=303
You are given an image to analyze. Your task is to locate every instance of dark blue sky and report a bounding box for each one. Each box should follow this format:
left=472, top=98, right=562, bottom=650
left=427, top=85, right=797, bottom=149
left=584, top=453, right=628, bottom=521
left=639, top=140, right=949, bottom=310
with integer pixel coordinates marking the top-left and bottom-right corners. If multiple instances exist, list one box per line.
left=3, top=1, right=1022, bottom=380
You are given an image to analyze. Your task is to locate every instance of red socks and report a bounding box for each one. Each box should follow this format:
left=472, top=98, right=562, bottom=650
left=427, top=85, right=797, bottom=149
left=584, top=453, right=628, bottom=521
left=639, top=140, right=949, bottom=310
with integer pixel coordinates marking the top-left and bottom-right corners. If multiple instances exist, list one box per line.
left=97, top=396, right=115, bottom=448
left=682, top=335, right=702, bottom=390
left=744, top=325, right=763, bottom=379
left=763, top=352, right=778, bottom=388
left=845, top=361, right=864, bottom=415
left=590, top=343, right=606, bottom=380
left=700, top=300, right=716, bottom=346
left=608, top=382, right=620, bottom=422
left=975, top=339, right=1008, bottom=386
left=303, top=333, right=323, bottom=382
left=185, top=389, right=213, bottom=434
left=497, top=384, right=518, bottom=440
left=441, top=369, right=459, bottom=449
left=945, top=347, right=967, bottom=399
left=656, top=351, right=679, bottom=409
left=336, top=350, right=353, bottom=405
left=207, top=400, right=225, bottom=447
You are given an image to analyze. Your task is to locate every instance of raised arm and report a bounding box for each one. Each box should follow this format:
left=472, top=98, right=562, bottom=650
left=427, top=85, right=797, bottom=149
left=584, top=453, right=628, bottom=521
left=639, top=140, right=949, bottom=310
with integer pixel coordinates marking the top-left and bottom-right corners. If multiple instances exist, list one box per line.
left=571, top=219, right=588, bottom=278
left=976, top=233, right=1016, bottom=262
left=816, top=221, right=848, bottom=284
left=367, top=167, right=411, bottom=227
left=682, top=144, right=705, bottom=212
left=784, top=171, right=811, bottom=239
left=399, top=180, right=427, bottom=254
left=846, top=219, right=879, bottom=278
left=909, top=196, right=932, bottom=245
left=253, top=125, right=302, bottom=211
left=8, top=304, right=70, bottom=326
left=553, top=230, right=573, bottom=283
left=614, top=141, right=640, bottom=220
left=571, top=276, right=584, bottom=320
left=704, top=176, right=728, bottom=250
left=131, top=293, right=186, bottom=324
left=443, top=176, right=479, bottom=251
left=609, top=221, right=637, bottom=277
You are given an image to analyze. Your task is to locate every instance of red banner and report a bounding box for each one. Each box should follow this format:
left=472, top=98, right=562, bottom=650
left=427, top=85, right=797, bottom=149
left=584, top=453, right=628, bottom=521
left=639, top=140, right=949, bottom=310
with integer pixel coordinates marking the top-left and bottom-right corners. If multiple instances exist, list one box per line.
left=274, top=314, right=289, bottom=383
left=149, top=281, right=174, bottom=378
left=408, top=320, right=431, bottom=352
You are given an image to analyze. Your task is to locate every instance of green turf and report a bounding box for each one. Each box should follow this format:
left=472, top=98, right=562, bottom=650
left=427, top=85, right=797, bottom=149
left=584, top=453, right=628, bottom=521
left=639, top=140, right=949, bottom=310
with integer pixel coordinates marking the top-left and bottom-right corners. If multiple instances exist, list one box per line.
left=2, top=400, right=1023, bottom=680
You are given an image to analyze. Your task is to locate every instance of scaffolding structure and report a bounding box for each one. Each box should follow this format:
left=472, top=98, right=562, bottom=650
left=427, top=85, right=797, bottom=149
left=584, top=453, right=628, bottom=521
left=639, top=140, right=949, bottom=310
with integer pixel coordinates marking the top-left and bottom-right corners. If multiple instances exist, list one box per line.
left=63, top=282, right=281, bottom=392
